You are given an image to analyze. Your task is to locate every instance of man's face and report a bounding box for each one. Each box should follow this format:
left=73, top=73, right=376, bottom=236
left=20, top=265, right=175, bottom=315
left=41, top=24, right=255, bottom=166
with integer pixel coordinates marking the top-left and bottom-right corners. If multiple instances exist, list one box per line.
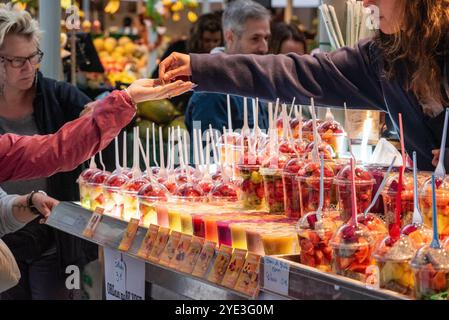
left=226, top=18, right=271, bottom=55
left=201, top=30, right=222, bottom=53
left=363, top=0, right=402, bottom=34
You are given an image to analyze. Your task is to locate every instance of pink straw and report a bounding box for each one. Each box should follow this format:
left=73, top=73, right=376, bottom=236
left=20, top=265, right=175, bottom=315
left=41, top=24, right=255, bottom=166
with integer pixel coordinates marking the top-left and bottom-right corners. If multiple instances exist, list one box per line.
left=350, top=157, right=358, bottom=226
left=398, top=113, right=406, bottom=173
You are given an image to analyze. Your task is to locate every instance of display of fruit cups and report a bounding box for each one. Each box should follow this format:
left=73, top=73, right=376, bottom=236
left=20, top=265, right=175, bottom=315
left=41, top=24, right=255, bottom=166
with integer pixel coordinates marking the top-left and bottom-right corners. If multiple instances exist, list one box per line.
left=137, top=183, right=168, bottom=228
left=261, top=229, right=299, bottom=256
left=382, top=173, right=415, bottom=229
left=410, top=245, right=449, bottom=300
left=373, top=235, right=416, bottom=296
left=103, top=173, right=129, bottom=219
left=260, top=167, right=285, bottom=213
left=330, top=223, right=375, bottom=282
left=302, top=119, right=324, bottom=142
left=419, top=177, right=449, bottom=239
left=78, top=168, right=102, bottom=209
left=335, top=164, right=375, bottom=223
left=282, top=158, right=305, bottom=219
left=296, top=211, right=342, bottom=272
left=121, top=178, right=149, bottom=222
left=237, top=161, right=266, bottom=211
left=357, top=213, right=388, bottom=248
left=87, top=171, right=111, bottom=211
left=317, top=120, right=346, bottom=156
left=297, top=161, right=335, bottom=217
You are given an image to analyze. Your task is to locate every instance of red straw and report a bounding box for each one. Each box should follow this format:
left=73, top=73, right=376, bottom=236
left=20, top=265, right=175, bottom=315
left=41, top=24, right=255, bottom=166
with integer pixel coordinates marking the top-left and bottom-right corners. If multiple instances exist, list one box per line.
left=391, top=113, right=406, bottom=240
left=350, top=157, right=358, bottom=226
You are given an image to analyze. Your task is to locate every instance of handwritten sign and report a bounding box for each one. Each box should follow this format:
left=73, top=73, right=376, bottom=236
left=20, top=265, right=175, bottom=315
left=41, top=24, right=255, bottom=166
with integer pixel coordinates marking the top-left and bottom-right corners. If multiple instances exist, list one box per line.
left=263, top=256, right=290, bottom=296
left=82, top=207, right=103, bottom=238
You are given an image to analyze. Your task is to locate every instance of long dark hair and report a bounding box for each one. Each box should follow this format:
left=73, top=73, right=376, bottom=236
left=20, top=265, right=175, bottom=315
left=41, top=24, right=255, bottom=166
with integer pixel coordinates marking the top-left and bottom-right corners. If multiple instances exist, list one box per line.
left=186, top=13, right=223, bottom=53
left=269, top=22, right=306, bottom=54
left=375, top=0, right=449, bottom=116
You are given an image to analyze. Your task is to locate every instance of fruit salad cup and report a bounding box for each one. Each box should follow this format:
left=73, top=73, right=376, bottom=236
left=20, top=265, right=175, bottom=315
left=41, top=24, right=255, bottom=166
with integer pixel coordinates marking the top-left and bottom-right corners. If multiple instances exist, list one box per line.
left=78, top=168, right=102, bottom=209
left=87, top=171, right=111, bottom=211
left=237, top=155, right=266, bottom=210
left=335, top=164, right=375, bottom=223
left=278, top=138, right=307, bottom=158
left=122, top=178, right=149, bottom=222
left=410, top=245, right=449, bottom=299
left=217, top=131, right=242, bottom=165
left=402, top=223, right=433, bottom=250
left=357, top=213, right=388, bottom=248
left=365, top=164, right=400, bottom=215
left=317, top=120, right=346, bottom=156
left=305, top=141, right=335, bottom=160
left=330, top=223, right=375, bottom=282
left=382, top=173, right=415, bottom=229
left=209, top=182, right=241, bottom=205
left=302, top=119, right=324, bottom=142
left=137, top=183, right=169, bottom=227
left=420, top=177, right=449, bottom=239
left=290, top=118, right=307, bottom=140
left=374, top=235, right=416, bottom=296
left=297, top=211, right=342, bottom=272
left=297, top=161, right=335, bottom=216
left=260, top=167, right=285, bottom=213
left=103, top=173, right=129, bottom=219
left=282, top=158, right=305, bottom=219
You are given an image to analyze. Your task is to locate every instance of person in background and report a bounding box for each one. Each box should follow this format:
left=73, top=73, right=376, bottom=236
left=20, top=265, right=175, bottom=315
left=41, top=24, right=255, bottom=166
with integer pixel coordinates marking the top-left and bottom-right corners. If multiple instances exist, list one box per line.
left=269, top=22, right=307, bottom=55
left=120, top=17, right=137, bottom=36
left=185, top=0, right=271, bottom=146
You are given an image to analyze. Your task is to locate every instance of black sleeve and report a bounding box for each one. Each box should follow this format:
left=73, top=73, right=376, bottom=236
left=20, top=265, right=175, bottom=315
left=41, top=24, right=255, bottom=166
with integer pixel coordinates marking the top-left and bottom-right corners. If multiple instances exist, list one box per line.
left=54, top=81, right=92, bottom=120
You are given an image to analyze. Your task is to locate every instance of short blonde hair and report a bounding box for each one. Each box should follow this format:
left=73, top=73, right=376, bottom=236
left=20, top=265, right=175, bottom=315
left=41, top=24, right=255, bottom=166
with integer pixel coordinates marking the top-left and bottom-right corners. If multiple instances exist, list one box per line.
left=0, top=3, right=41, bottom=50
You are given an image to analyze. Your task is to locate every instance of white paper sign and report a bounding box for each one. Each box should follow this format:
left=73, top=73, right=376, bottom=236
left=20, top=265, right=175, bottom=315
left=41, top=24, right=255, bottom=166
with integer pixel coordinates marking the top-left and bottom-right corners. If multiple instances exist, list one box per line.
left=263, top=257, right=290, bottom=296
left=104, top=247, right=145, bottom=300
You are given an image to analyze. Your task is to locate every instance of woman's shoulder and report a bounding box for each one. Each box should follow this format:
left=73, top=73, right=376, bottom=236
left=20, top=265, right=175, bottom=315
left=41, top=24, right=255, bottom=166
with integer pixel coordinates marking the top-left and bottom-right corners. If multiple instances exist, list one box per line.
left=38, top=73, right=91, bottom=103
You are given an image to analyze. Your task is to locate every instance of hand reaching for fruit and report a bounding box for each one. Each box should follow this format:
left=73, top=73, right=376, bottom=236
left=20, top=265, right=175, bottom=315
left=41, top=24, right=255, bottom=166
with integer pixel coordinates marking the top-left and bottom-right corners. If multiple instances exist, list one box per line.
left=125, top=79, right=196, bottom=104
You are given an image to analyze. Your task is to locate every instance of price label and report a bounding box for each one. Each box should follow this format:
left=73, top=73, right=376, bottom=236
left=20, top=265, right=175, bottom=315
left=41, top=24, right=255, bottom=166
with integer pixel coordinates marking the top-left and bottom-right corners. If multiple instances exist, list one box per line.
left=263, top=256, right=290, bottom=296
left=118, top=218, right=140, bottom=252
left=82, top=207, right=104, bottom=238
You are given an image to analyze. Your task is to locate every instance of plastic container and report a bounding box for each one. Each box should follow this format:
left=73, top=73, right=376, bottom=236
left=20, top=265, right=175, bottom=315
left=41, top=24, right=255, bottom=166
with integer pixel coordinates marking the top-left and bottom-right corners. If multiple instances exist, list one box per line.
left=317, top=120, right=346, bottom=156
left=78, top=168, right=102, bottom=209
left=330, top=223, right=375, bottom=282
left=296, top=211, right=342, bottom=272
left=261, top=230, right=299, bottom=256
left=121, top=178, right=149, bottom=222
left=103, top=173, right=129, bottom=219
left=382, top=173, right=415, bottom=229
left=335, top=164, right=375, bottom=223
left=410, top=245, right=449, bottom=299
left=304, top=141, right=335, bottom=160
left=209, top=182, right=240, bottom=204
left=246, top=227, right=266, bottom=256
left=297, top=161, right=335, bottom=216
left=282, top=158, right=305, bottom=219
left=86, top=171, right=111, bottom=212
left=357, top=213, right=388, bottom=249
left=137, top=183, right=168, bottom=227
left=402, top=224, right=433, bottom=250
left=156, top=204, right=169, bottom=228
left=180, top=212, right=194, bottom=235
left=237, top=157, right=266, bottom=210
left=419, top=177, right=449, bottom=239
left=373, top=235, right=416, bottom=296
left=261, top=167, right=285, bottom=213
left=302, top=119, right=324, bottom=142
left=217, top=131, right=242, bottom=165
left=230, top=222, right=258, bottom=250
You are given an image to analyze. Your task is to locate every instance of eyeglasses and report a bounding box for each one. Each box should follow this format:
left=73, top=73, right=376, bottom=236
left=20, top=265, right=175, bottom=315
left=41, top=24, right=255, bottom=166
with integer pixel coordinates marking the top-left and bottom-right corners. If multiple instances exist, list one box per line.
left=0, top=49, right=44, bottom=69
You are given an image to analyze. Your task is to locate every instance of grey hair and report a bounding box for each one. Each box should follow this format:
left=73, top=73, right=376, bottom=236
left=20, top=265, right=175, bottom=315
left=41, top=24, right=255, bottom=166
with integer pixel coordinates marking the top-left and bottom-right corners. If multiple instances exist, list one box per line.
left=222, top=0, right=271, bottom=37
left=0, top=3, right=41, bottom=49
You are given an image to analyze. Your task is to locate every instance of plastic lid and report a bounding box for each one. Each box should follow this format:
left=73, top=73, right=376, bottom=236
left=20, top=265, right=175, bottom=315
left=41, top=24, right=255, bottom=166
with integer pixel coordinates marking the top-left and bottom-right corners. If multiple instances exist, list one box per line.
left=334, top=164, right=375, bottom=185
left=122, top=178, right=149, bottom=194
left=218, top=131, right=241, bottom=146
left=401, top=224, right=433, bottom=249
left=357, top=213, right=388, bottom=236
left=261, top=153, right=290, bottom=171
left=172, top=182, right=206, bottom=202
left=374, top=235, right=416, bottom=262
left=382, top=172, right=415, bottom=197
left=420, top=176, right=449, bottom=199
left=317, top=120, right=345, bottom=135
left=296, top=161, right=335, bottom=187
left=410, top=245, right=449, bottom=271
left=80, top=168, right=102, bottom=182
left=282, top=157, right=305, bottom=175
left=87, top=171, right=111, bottom=185
left=305, top=141, right=335, bottom=159
left=296, top=211, right=342, bottom=234
left=104, top=173, right=129, bottom=188
left=278, top=138, right=307, bottom=156
left=330, top=223, right=374, bottom=249
left=210, top=182, right=240, bottom=202
left=302, top=119, right=324, bottom=132
left=174, top=166, right=196, bottom=175
left=137, top=182, right=168, bottom=200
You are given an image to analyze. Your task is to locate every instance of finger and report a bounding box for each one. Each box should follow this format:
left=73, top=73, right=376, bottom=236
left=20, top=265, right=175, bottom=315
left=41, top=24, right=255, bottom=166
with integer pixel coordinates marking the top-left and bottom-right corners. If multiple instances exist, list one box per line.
left=164, top=67, right=188, bottom=82
left=164, top=83, right=197, bottom=98
left=159, top=81, right=194, bottom=97
left=158, top=54, right=175, bottom=80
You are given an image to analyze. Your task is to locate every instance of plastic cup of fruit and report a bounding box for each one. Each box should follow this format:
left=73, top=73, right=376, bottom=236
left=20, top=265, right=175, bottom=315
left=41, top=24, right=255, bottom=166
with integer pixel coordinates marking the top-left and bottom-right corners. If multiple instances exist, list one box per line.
left=305, top=141, right=335, bottom=160
left=330, top=223, right=375, bottom=282
left=373, top=235, right=416, bottom=296
left=87, top=171, right=111, bottom=212
left=410, top=245, right=449, bottom=300
left=282, top=158, right=305, bottom=219
left=158, top=176, right=178, bottom=195
left=289, top=118, right=307, bottom=140
left=78, top=168, right=102, bottom=209
left=137, top=182, right=168, bottom=228
left=317, top=120, right=346, bottom=156
left=261, top=230, right=299, bottom=255
left=357, top=213, right=388, bottom=248
left=335, top=164, right=375, bottom=223
left=209, top=181, right=240, bottom=205
left=103, top=173, right=129, bottom=219
left=237, top=157, right=266, bottom=210
left=382, top=173, right=415, bottom=229
left=419, top=177, right=449, bottom=239
left=401, top=223, right=433, bottom=250
left=260, top=167, right=285, bottom=214
left=297, top=210, right=342, bottom=272
left=302, top=119, right=324, bottom=142
left=365, top=164, right=399, bottom=215
left=297, top=161, right=335, bottom=217
left=278, top=138, right=307, bottom=158
left=121, top=178, right=149, bottom=222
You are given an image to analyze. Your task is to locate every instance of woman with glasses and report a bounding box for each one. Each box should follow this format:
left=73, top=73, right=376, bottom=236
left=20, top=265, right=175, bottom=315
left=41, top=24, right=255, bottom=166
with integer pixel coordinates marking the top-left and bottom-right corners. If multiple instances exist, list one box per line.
left=0, top=5, right=194, bottom=300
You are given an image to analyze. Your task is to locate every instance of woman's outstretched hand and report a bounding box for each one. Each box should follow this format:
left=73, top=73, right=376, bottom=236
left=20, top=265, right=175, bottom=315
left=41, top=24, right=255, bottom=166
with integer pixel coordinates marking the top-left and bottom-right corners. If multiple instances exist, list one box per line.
left=126, top=78, right=196, bottom=104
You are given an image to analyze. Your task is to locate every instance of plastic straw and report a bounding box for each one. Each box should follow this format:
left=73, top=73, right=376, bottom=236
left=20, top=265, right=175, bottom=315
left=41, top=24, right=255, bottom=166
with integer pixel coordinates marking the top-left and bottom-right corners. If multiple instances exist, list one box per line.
left=152, top=123, right=159, bottom=168
left=98, top=150, right=106, bottom=171
left=350, top=157, right=358, bottom=226
left=159, top=126, right=165, bottom=174
left=89, top=156, right=97, bottom=169
left=122, top=131, right=127, bottom=169
left=227, top=94, right=233, bottom=133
